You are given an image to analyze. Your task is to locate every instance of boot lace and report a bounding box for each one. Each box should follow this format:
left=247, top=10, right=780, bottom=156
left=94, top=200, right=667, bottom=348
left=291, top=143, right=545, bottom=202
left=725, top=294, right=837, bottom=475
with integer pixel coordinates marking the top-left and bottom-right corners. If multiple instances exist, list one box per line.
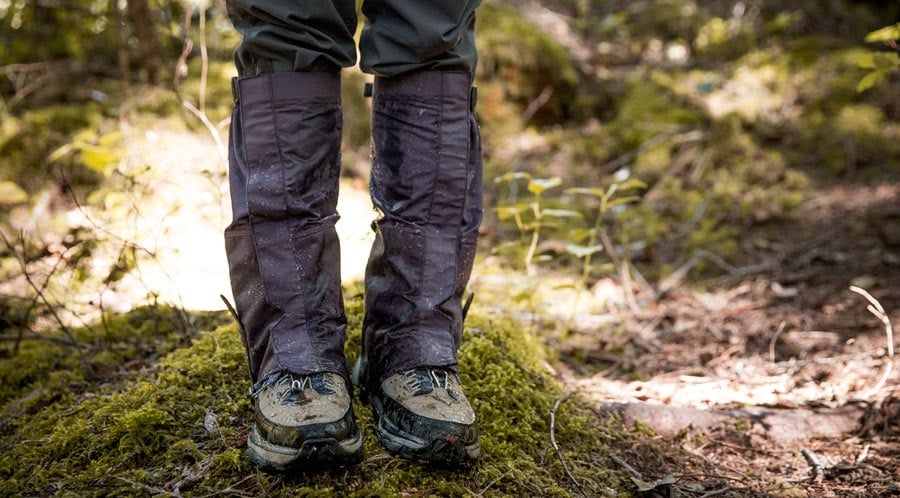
left=403, top=368, right=455, bottom=396
left=252, top=372, right=338, bottom=404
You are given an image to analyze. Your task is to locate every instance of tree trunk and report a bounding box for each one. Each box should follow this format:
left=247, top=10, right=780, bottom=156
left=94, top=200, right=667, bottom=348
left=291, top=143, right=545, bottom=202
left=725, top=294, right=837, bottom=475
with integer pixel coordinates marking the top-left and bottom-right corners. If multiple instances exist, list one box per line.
left=125, top=0, right=162, bottom=84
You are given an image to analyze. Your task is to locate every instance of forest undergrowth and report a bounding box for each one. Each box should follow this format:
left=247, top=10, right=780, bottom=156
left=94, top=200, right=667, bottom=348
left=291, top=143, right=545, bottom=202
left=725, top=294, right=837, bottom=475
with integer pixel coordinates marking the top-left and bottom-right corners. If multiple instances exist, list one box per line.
left=1, top=0, right=899, bottom=496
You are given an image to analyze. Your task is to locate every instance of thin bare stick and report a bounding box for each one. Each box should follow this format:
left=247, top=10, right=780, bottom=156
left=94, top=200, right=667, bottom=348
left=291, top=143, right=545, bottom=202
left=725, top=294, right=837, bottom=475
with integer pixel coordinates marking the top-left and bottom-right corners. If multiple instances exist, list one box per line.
left=656, top=254, right=699, bottom=298
left=856, top=443, right=870, bottom=464
left=521, top=85, right=553, bottom=124
left=599, top=228, right=640, bottom=313
left=610, top=454, right=644, bottom=481
left=182, top=100, right=228, bottom=167
left=769, top=321, right=787, bottom=363
left=0, top=230, right=89, bottom=367
left=849, top=286, right=895, bottom=399
left=801, top=448, right=825, bottom=483
left=173, top=7, right=193, bottom=90
left=550, top=393, right=587, bottom=497
left=198, top=3, right=209, bottom=114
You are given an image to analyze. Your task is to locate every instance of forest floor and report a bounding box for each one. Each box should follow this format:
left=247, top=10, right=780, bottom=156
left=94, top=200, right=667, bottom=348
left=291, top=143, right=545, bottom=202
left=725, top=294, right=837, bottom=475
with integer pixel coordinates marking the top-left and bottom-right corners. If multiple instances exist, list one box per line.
left=2, top=121, right=897, bottom=495
left=536, top=176, right=900, bottom=497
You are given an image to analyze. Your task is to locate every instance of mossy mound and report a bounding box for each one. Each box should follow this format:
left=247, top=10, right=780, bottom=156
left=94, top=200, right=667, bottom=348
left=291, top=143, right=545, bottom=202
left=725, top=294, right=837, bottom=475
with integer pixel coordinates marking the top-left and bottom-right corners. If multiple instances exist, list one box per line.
left=0, top=293, right=630, bottom=496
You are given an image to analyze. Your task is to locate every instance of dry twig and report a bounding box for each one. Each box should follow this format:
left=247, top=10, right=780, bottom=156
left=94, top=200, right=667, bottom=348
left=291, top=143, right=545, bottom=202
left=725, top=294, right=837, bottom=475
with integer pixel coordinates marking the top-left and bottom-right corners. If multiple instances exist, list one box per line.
left=0, top=230, right=89, bottom=367
left=521, top=85, right=553, bottom=124
left=610, top=454, right=644, bottom=481
left=849, top=286, right=895, bottom=399
left=549, top=393, right=587, bottom=497
left=801, top=447, right=825, bottom=483
left=769, top=321, right=787, bottom=363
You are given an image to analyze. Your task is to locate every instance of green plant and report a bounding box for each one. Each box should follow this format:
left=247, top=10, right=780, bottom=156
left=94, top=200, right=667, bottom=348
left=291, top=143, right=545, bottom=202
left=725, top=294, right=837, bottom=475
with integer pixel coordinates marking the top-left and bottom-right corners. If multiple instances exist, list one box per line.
left=494, top=171, right=647, bottom=320
left=856, top=23, right=900, bottom=92
left=495, top=172, right=581, bottom=275
left=564, top=178, right=646, bottom=317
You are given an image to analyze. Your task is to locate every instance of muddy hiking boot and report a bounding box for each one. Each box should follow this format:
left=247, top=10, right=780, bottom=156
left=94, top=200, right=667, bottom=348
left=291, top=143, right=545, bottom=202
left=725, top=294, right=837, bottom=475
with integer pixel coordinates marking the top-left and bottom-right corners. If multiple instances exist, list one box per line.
left=355, top=365, right=481, bottom=463
left=224, top=71, right=362, bottom=471
left=248, top=371, right=363, bottom=472
left=355, top=70, right=484, bottom=463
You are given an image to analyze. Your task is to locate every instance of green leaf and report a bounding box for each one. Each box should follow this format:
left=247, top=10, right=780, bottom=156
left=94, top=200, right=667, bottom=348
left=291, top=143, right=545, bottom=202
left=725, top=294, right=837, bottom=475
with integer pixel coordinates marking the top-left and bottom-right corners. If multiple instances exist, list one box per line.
left=566, top=244, right=604, bottom=258
left=48, top=143, right=75, bottom=162
left=97, top=131, right=123, bottom=148
left=568, top=228, right=594, bottom=242
left=79, top=145, right=121, bottom=173
left=606, top=195, right=642, bottom=208
left=865, top=23, right=900, bottom=43
left=527, top=177, right=562, bottom=194
left=564, top=187, right=606, bottom=197
left=511, top=291, right=533, bottom=303
left=855, top=52, right=877, bottom=69
left=494, top=171, right=532, bottom=183
left=541, top=208, right=582, bottom=218
left=496, top=206, right=523, bottom=220
left=0, top=181, right=28, bottom=206
left=615, top=178, right=649, bottom=191
left=595, top=262, right=616, bottom=273
left=857, top=70, right=885, bottom=93
left=872, top=52, right=900, bottom=71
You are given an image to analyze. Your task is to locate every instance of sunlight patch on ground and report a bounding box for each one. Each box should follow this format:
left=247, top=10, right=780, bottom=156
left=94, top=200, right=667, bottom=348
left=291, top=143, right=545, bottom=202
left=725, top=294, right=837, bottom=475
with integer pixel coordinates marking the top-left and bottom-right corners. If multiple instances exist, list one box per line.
left=89, top=128, right=375, bottom=313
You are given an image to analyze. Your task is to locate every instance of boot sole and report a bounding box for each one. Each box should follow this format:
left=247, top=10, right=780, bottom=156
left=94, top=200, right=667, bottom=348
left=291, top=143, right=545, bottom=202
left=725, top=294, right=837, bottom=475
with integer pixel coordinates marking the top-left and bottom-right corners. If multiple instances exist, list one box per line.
left=247, top=424, right=364, bottom=473
left=370, top=393, right=482, bottom=463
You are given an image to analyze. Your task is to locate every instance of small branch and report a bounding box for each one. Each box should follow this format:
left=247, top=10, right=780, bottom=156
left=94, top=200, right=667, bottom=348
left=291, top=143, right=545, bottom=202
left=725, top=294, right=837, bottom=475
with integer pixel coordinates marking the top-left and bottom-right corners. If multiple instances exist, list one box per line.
left=198, top=4, right=209, bottom=114
left=0, top=230, right=89, bottom=367
left=549, top=393, right=587, bottom=497
left=769, top=321, right=787, bottom=363
left=0, top=60, right=69, bottom=75
left=656, top=254, right=699, bottom=298
left=801, top=447, right=825, bottom=483
left=849, top=286, right=895, bottom=399
left=521, top=85, right=553, bottom=125
left=610, top=454, right=644, bottom=481
left=597, top=129, right=704, bottom=176
left=182, top=100, right=228, bottom=167
left=599, top=229, right=640, bottom=313
left=172, top=6, right=194, bottom=90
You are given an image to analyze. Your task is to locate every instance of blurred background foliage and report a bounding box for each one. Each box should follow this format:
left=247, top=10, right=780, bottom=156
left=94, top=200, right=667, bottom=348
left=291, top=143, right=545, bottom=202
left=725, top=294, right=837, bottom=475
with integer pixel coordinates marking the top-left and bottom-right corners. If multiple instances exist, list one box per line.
left=0, top=0, right=898, bottom=324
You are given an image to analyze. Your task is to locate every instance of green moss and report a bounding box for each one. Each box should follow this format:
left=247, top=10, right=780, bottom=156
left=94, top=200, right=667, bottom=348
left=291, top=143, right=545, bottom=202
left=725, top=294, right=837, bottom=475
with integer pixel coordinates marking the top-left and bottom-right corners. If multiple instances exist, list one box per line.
left=0, top=104, right=106, bottom=194
left=610, top=81, right=705, bottom=149
left=0, top=299, right=631, bottom=496
left=476, top=2, right=580, bottom=129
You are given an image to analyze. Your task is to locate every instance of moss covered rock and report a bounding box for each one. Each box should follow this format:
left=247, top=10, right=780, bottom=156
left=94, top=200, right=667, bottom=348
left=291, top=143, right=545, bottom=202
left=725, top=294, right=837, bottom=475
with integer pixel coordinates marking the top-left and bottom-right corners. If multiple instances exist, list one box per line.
left=0, top=294, right=630, bottom=496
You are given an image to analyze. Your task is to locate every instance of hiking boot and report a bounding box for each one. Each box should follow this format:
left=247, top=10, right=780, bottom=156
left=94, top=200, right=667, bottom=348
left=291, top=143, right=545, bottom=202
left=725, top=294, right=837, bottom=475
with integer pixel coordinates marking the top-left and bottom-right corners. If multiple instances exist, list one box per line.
left=248, top=371, right=363, bottom=472
left=360, top=366, right=481, bottom=463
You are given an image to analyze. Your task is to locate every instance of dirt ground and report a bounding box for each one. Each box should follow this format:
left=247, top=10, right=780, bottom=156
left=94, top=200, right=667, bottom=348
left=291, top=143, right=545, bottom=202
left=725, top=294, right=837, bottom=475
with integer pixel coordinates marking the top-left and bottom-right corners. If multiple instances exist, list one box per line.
left=553, top=179, right=899, bottom=496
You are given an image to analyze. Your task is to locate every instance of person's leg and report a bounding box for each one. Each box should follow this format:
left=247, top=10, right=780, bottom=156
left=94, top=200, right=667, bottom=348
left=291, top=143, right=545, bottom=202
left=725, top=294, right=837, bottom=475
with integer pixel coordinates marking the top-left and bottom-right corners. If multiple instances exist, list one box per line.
left=227, top=0, right=357, bottom=75
left=224, top=0, right=362, bottom=472
left=359, top=0, right=479, bottom=77
left=356, top=0, right=484, bottom=462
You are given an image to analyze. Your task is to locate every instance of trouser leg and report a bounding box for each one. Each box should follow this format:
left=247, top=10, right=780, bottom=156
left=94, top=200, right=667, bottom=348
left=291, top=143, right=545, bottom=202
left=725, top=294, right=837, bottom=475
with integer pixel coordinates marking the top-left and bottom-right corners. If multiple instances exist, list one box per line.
left=360, top=70, right=484, bottom=389
left=358, top=0, right=485, bottom=390
left=226, top=0, right=358, bottom=75
left=359, top=0, right=481, bottom=77
left=224, top=0, right=359, bottom=385
left=224, top=70, right=350, bottom=384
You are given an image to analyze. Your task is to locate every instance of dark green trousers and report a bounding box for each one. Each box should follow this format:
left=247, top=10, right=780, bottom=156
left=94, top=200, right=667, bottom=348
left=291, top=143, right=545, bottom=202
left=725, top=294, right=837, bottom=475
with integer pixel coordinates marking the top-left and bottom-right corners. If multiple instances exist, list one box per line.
left=225, top=0, right=480, bottom=77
